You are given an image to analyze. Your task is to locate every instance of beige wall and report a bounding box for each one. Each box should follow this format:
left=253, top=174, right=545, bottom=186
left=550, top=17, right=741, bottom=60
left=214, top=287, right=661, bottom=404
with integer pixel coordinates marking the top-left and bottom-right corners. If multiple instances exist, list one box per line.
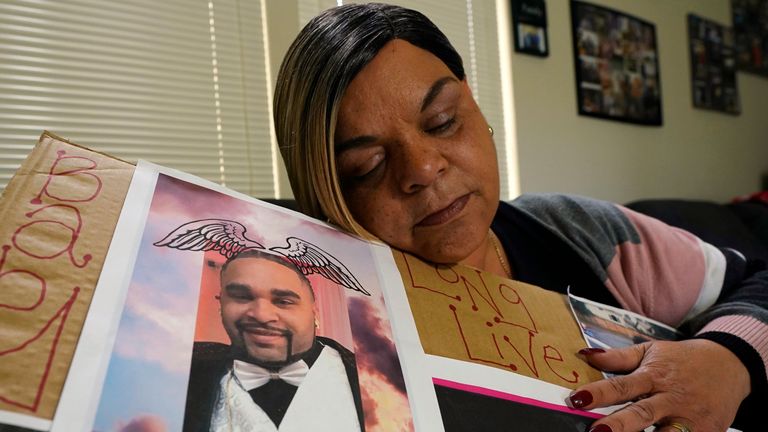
left=510, top=0, right=768, bottom=203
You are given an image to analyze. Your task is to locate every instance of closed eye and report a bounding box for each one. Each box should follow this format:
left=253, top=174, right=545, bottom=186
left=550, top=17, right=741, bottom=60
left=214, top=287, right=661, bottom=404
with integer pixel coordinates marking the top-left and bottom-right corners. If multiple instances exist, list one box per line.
left=274, top=297, right=296, bottom=307
left=224, top=284, right=254, bottom=302
left=426, top=117, right=456, bottom=135
left=338, top=150, right=386, bottom=183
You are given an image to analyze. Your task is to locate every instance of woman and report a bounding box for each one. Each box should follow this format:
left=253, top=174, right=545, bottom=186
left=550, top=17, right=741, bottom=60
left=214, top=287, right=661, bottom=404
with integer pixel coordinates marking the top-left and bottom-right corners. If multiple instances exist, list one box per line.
left=274, top=3, right=766, bottom=432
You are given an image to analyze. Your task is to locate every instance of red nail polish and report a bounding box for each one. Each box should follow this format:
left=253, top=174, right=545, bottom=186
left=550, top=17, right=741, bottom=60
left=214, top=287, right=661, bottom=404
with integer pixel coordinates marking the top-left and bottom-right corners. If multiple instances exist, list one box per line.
left=578, top=347, right=606, bottom=355
left=568, top=389, right=593, bottom=408
left=588, top=424, right=613, bottom=432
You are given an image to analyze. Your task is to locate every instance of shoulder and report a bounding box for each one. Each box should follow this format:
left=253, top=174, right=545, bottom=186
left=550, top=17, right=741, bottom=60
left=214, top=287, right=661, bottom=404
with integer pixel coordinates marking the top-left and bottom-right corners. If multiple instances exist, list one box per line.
left=506, top=193, right=639, bottom=240
left=509, top=193, right=625, bottom=220
left=316, top=336, right=365, bottom=429
left=190, top=342, right=232, bottom=376
left=317, top=336, right=354, bottom=358
left=187, top=342, right=230, bottom=397
left=185, top=343, right=230, bottom=432
left=317, top=336, right=357, bottom=372
left=192, top=341, right=232, bottom=361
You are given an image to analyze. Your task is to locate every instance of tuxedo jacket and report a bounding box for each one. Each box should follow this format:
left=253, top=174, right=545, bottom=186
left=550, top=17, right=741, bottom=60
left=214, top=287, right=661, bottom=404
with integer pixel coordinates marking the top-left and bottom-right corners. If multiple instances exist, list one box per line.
left=182, top=336, right=364, bottom=432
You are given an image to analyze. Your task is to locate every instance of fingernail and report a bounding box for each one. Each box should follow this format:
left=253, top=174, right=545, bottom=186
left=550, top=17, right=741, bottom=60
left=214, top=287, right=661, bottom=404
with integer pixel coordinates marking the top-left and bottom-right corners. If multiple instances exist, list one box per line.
left=578, top=347, right=606, bottom=355
left=587, top=424, right=612, bottom=432
left=567, top=389, right=593, bottom=408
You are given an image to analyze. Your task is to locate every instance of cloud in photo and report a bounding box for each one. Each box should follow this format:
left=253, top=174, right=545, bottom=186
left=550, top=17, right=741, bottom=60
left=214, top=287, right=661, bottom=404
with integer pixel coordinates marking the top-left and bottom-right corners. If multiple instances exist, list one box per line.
left=117, top=414, right=167, bottom=432
left=113, top=280, right=198, bottom=374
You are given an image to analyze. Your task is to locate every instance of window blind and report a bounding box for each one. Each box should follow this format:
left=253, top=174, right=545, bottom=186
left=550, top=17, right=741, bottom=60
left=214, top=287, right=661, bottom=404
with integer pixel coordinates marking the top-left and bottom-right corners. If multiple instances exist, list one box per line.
left=298, top=0, right=340, bottom=27
left=0, top=0, right=276, bottom=197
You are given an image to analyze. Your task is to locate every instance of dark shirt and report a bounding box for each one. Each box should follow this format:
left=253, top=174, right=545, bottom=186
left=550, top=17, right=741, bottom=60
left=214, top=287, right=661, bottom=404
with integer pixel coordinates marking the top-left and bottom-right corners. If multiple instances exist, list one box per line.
left=491, top=200, right=619, bottom=307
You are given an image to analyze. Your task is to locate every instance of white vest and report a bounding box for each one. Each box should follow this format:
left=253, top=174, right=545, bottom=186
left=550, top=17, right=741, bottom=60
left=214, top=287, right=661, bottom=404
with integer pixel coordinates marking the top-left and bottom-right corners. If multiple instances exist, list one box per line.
left=210, top=345, right=361, bottom=432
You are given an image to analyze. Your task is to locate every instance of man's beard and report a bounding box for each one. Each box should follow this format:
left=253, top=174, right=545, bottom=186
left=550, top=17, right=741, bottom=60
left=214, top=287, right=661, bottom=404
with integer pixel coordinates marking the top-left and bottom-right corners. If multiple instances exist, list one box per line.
left=233, top=321, right=304, bottom=369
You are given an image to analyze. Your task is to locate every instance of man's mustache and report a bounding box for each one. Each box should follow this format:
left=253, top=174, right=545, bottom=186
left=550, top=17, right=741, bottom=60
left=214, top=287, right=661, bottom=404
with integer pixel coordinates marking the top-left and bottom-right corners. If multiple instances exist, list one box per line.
left=235, top=320, right=292, bottom=337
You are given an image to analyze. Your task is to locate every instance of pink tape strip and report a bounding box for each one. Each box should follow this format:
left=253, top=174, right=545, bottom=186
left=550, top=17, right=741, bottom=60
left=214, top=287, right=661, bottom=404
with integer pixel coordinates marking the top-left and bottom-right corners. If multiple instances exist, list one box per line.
left=432, top=377, right=603, bottom=420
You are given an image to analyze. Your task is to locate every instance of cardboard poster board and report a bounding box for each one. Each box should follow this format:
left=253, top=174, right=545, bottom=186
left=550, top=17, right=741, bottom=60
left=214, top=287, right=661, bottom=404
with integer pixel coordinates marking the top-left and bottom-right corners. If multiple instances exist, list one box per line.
left=0, top=132, right=134, bottom=430
left=2, top=133, right=639, bottom=431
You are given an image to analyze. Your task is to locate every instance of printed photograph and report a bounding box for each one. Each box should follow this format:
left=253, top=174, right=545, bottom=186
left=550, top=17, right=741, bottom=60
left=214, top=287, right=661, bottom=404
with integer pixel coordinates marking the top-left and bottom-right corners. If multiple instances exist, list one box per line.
left=688, top=14, right=740, bottom=114
left=90, top=169, right=412, bottom=432
left=512, top=0, right=549, bottom=57
left=568, top=294, right=681, bottom=352
left=732, top=0, right=768, bottom=76
left=571, top=1, right=662, bottom=125
left=518, top=24, right=547, bottom=54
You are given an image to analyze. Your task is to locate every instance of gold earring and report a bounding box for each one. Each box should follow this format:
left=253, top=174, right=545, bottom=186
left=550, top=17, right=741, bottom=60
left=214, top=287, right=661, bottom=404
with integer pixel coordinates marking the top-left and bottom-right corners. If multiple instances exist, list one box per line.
left=488, top=125, right=494, bottom=137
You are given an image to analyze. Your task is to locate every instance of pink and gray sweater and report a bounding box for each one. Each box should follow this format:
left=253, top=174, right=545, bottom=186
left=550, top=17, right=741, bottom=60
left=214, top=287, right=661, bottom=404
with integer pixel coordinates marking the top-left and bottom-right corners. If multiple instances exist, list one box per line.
left=494, top=194, right=767, bottom=426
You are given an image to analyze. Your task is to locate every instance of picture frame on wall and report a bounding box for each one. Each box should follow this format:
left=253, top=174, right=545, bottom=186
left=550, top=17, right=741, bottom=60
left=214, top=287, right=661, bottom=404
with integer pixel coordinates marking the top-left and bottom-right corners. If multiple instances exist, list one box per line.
left=731, top=0, right=768, bottom=77
left=512, top=0, right=549, bottom=57
left=688, top=14, right=740, bottom=115
left=570, top=1, right=663, bottom=126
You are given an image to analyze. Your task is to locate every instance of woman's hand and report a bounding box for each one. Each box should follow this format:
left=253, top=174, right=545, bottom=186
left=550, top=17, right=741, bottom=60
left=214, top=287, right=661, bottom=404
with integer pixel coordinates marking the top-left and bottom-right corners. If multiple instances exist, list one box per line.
left=568, top=339, right=751, bottom=432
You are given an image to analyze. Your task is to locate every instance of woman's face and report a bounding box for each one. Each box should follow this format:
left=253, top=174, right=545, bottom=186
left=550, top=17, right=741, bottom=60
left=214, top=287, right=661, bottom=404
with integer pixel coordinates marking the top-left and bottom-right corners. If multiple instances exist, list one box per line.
left=335, top=39, right=500, bottom=264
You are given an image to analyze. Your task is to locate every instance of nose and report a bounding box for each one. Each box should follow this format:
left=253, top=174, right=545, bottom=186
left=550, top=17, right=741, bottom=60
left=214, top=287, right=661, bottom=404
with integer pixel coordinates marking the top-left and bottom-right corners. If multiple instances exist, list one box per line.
left=396, top=136, right=448, bottom=193
left=245, top=299, right=279, bottom=324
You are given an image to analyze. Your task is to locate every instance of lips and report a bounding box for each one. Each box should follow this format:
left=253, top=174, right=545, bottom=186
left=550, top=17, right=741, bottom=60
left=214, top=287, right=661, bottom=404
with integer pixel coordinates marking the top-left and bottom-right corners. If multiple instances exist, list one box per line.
left=416, top=193, right=470, bottom=227
left=245, top=331, right=284, bottom=346
left=238, top=323, right=289, bottom=345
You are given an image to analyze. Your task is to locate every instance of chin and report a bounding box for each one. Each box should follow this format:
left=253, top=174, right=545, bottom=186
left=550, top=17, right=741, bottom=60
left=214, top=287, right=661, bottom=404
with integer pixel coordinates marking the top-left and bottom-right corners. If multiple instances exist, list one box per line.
left=248, top=353, right=288, bottom=366
left=246, top=348, right=283, bottom=364
left=416, top=227, right=487, bottom=264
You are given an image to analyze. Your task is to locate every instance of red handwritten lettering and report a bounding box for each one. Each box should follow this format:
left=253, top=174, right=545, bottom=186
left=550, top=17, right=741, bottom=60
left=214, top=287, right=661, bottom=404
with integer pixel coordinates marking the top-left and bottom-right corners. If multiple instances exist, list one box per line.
left=31, top=150, right=102, bottom=205
left=0, top=287, right=80, bottom=411
left=12, top=204, right=92, bottom=268
left=0, top=146, right=102, bottom=414
left=460, top=270, right=501, bottom=315
left=543, top=345, right=579, bottom=384
left=402, top=252, right=461, bottom=301
left=0, top=245, right=46, bottom=311
left=402, top=252, right=581, bottom=384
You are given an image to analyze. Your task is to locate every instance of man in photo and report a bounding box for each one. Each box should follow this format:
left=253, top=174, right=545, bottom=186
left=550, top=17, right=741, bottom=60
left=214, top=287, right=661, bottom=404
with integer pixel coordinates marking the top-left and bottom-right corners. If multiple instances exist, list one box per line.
left=183, top=250, right=364, bottom=432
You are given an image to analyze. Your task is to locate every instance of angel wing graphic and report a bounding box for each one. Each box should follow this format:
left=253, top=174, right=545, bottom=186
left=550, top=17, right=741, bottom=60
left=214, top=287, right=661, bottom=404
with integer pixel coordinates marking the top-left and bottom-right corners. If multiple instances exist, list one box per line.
left=153, top=219, right=370, bottom=296
left=270, top=237, right=370, bottom=296
left=153, top=219, right=264, bottom=259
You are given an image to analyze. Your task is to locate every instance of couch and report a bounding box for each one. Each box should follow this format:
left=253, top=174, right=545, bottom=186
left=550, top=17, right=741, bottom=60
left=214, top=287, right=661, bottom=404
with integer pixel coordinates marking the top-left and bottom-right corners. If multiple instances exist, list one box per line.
left=625, top=197, right=768, bottom=264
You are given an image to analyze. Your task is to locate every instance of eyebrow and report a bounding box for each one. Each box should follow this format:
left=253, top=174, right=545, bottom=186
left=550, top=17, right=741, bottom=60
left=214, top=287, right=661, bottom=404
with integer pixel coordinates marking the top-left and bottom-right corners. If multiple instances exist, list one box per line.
left=335, top=76, right=459, bottom=153
left=420, top=76, right=458, bottom=112
left=271, top=288, right=301, bottom=300
left=224, top=283, right=251, bottom=295
left=222, top=285, right=301, bottom=300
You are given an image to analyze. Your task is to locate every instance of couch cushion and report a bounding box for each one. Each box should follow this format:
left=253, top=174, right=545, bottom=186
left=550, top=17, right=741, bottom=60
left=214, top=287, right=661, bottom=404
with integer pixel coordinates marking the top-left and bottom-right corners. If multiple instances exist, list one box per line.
left=728, top=201, right=768, bottom=249
left=625, top=199, right=768, bottom=262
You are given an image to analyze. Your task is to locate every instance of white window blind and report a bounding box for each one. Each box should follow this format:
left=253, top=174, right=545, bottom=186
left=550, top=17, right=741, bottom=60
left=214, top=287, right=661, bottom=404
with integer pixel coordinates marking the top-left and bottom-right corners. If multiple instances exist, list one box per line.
left=0, top=0, right=276, bottom=197
left=332, top=0, right=512, bottom=199
left=298, top=0, right=340, bottom=27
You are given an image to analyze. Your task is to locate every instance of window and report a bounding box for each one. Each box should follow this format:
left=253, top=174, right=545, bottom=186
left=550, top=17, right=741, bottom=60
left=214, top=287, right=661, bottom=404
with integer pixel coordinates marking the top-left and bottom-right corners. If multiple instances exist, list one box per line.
left=1, top=0, right=515, bottom=199
left=0, top=0, right=277, bottom=197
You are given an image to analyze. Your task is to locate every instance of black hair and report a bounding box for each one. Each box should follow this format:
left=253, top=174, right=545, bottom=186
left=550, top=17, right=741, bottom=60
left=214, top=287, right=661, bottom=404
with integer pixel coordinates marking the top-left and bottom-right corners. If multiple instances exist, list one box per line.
left=273, top=3, right=467, bottom=227
left=221, top=249, right=314, bottom=300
